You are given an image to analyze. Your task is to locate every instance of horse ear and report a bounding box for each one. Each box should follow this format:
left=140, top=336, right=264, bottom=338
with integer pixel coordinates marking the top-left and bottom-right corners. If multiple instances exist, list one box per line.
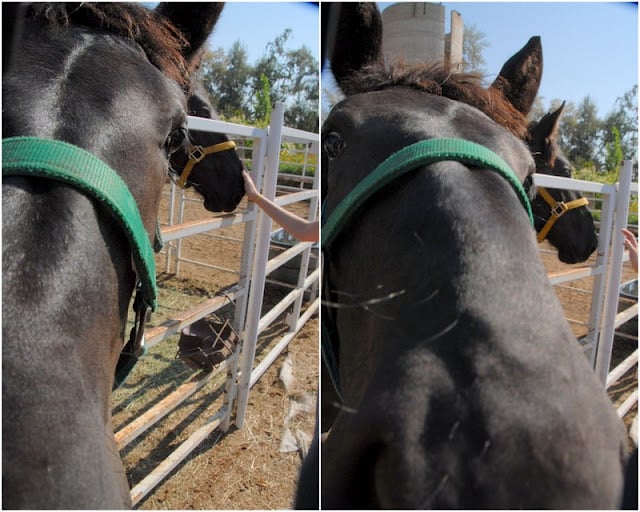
left=490, top=36, right=543, bottom=116
left=155, top=3, right=224, bottom=60
left=529, top=100, right=565, bottom=152
left=330, top=2, right=384, bottom=95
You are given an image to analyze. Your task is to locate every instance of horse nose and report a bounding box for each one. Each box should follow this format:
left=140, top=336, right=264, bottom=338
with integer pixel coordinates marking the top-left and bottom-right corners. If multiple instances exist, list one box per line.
left=321, top=388, right=445, bottom=509
left=321, top=405, right=392, bottom=509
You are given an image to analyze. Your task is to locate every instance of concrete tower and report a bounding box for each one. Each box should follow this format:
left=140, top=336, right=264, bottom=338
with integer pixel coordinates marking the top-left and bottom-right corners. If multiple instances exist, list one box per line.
left=381, top=3, right=463, bottom=69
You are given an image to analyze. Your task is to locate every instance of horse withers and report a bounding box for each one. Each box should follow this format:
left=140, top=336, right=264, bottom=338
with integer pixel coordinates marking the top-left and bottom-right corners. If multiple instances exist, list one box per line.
left=2, top=3, right=243, bottom=508
left=308, top=3, right=628, bottom=509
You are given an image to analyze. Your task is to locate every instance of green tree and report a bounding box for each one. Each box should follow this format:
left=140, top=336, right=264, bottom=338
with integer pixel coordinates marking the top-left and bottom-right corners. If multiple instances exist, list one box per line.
left=558, top=96, right=602, bottom=170
left=251, top=30, right=319, bottom=132
left=253, top=73, right=272, bottom=127
left=462, top=23, right=489, bottom=75
left=197, top=30, right=318, bottom=132
left=602, top=85, right=637, bottom=163
left=604, top=126, right=624, bottom=173
left=200, top=42, right=252, bottom=120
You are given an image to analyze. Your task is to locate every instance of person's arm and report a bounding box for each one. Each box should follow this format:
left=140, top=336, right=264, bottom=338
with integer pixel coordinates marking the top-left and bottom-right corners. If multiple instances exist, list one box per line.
left=243, top=171, right=319, bottom=242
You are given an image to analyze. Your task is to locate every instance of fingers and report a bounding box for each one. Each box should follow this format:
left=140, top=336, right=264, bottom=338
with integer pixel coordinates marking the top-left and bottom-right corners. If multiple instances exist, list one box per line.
left=242, top=170, right=260, bottom=200
left=622, top=229, right=638, bottom=252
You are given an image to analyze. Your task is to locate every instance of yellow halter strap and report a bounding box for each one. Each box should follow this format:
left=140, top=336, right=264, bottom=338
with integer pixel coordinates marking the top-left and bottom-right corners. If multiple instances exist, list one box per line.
left=536, top=186, right=589, bottom=243
left=177, top=140, right=237, bottom=189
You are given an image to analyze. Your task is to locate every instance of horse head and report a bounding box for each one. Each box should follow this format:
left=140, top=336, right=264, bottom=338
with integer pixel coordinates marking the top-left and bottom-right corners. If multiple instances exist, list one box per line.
left=528, top=102, right=598, bottom=262
left=313, top=3, right=626, bottom=508
left=169, top=79, right=245, bottom=212
left=487, top=38, right=597, bottom=263
left=2, top=3, right=222, bottom=508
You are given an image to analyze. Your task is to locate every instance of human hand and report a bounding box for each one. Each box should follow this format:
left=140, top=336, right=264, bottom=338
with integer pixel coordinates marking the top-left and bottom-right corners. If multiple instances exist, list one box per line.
left=242, top=170, right=261, bottom=201
left=622, top=228, right=638, bottom=273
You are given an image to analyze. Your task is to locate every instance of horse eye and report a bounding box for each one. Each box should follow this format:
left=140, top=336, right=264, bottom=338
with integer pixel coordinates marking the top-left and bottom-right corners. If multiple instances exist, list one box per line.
left=165, top=127, right=188, bottom=155
left=323, top=131, right=345, bottom=160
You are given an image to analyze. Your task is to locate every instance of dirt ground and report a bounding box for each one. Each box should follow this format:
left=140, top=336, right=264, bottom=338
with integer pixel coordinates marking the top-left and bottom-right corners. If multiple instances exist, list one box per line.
left=112, top=185, right=637, bottom=510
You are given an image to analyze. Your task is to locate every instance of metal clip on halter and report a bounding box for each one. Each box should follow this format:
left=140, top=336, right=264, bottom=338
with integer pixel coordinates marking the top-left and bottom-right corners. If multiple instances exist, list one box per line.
left=550, top=201, right=569, bottom=218
left=188, top=144, right=206, bottom=163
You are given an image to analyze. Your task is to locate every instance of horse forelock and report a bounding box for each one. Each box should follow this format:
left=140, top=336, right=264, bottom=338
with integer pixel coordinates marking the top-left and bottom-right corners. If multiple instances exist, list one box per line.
left=29, top=2, right=192, bottom=91
left=340, top=62, right=530, bottom=141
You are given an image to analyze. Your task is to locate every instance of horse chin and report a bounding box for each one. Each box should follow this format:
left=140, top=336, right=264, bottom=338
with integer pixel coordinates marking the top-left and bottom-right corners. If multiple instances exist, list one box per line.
left=555, top=238, right=597, bottom=264
left=203, top=197, right=221, bottom=212
left=557, top=248, right=585, bottom=265
left=203, top=196, right=234, bottom=213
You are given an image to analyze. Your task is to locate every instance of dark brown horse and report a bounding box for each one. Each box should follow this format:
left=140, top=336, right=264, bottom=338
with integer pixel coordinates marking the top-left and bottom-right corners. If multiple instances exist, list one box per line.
left=2, top=3, right=241, bottom=508
left=169, top=79, right=245, bottom=212
left=307, top=3, right=628, bottom=508
left=528, top=102, right=598, bottom=263
left=484, top=36, right=597, bottom=264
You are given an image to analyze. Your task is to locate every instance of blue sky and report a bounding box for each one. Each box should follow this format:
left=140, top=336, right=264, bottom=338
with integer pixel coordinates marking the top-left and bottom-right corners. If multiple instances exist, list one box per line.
left=179, top=2, right=636, bottom=117
left=206, top=2, right=319, bottom=64
left=377, top=1, right=638, bottom=116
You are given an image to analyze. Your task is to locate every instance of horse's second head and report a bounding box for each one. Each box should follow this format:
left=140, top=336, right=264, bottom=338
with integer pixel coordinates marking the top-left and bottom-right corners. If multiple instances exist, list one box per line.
left=528, top=103, right=597, bottom=263
left=169, top=81, right=245, bottom=212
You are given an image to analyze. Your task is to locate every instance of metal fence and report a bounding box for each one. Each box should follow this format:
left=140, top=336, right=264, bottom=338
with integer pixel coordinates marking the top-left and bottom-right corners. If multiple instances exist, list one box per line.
left=114, top=103, right=319, bottom=504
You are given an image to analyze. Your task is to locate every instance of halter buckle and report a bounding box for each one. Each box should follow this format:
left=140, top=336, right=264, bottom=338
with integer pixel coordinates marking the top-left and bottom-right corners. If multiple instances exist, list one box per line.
left=188, top=145, right=206, bottom=163
left=550, top=202, right=569, bottom=219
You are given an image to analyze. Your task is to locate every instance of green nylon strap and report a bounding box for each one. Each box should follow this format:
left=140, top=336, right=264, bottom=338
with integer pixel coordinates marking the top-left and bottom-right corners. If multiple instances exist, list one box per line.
left=321, top=138, right=534, bottom=250
left=2, top=136, right=158, bottom=311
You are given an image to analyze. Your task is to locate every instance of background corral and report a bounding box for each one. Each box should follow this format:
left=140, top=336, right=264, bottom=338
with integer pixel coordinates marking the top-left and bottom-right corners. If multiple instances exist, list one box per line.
left=111, top=122, right=636, bottom=509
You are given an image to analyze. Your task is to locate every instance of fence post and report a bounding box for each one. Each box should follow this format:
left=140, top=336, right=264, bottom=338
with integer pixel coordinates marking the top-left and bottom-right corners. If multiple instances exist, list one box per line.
left=584, top=184, right=617, bottom=365
left=595, top=160, right=634, bottom=384
left=234, top=102, right=285, bottom=428
left=221, top=135, right=268, bottom=432
left=165, top=182, right=177, bottom=273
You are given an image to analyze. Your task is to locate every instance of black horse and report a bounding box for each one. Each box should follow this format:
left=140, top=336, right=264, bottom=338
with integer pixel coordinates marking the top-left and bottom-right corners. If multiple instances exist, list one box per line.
left=169, top=77, right=245, bottom=212
left=529, top=102, right=597, bottom=263
left=311, top=3, right=628, bottom=508
left=2, top=3, right=243, bottom=508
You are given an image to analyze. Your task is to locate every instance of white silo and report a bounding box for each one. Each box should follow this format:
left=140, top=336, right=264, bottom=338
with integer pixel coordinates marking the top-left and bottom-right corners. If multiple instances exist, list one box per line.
left=382, top=2, right=445, bottom=66
left=445, top=10, right=464, bottom=70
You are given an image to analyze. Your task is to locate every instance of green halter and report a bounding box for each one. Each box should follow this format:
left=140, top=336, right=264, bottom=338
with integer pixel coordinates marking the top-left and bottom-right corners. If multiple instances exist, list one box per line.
left=3, top=136, right=158, bottom=311
left=3, top=136, right=162, bottom=388
left=321, top=138, right=534, bottom=398
left=322, top=138, right=533, bottom=250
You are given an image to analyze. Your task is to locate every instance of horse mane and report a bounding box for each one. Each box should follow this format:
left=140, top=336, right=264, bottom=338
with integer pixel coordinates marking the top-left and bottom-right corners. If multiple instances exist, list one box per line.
left=28, top=3, right=191, bottom=90
left=339, top=62, right=530, bottom=140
